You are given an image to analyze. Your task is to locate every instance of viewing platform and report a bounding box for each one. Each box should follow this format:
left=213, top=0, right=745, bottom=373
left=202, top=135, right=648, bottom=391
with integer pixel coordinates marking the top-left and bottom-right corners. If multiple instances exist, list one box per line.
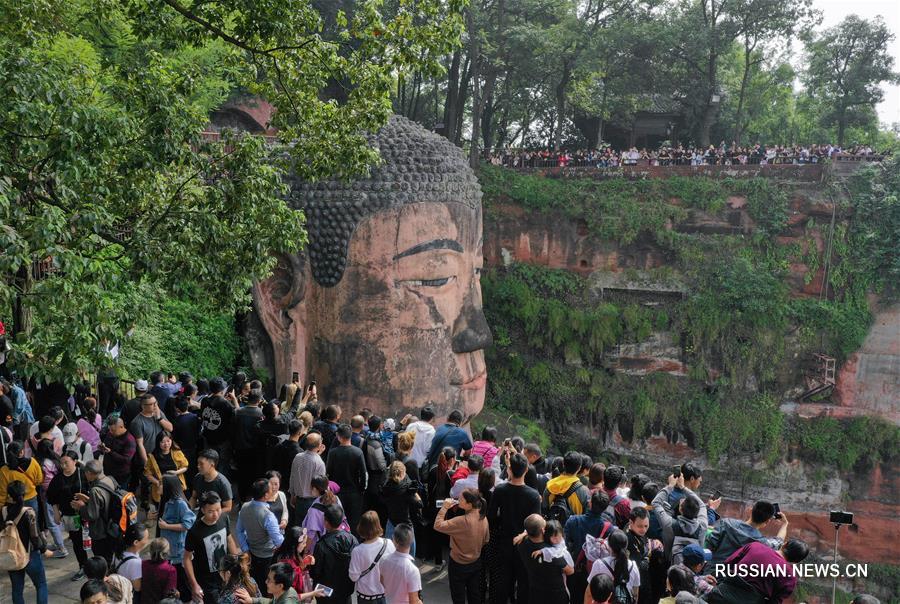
left=501, top=154, right=884, bottom=181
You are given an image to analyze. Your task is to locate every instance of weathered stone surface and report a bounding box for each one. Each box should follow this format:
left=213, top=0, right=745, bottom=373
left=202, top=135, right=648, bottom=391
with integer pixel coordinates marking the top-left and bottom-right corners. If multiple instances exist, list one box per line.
left=833, top=302, right=900, bottom=422
left=249, top=116, right=491, bottom=423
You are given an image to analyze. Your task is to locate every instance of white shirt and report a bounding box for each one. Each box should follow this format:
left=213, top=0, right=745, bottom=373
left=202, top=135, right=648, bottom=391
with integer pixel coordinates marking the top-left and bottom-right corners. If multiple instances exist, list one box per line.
left=381, top=550, right=422, bottom=604
left=116, top=551, right=142, bottom=583
left=348, top=538, right=396, bottom=596
left=587, top=556, right=640, bottom=594
left=449, top=474, right=479, bottom=499
left=28, top=424, right=64, bottom=455
left=405, top=421, right=435, bottom=467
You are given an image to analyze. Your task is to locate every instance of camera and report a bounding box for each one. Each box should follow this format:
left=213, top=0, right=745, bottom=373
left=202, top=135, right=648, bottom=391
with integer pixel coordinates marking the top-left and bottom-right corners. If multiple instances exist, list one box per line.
left=829, top=510, right=854, bottom=526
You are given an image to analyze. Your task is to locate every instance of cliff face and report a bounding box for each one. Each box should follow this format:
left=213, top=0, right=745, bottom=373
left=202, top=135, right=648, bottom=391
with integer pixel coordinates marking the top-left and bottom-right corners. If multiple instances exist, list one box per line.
left=482, top=183, right=900, bottom=565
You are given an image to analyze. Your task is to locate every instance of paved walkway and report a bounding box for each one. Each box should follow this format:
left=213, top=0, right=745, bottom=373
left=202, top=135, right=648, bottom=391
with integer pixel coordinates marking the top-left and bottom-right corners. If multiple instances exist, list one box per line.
left=4, top=535, right=455, bottom=603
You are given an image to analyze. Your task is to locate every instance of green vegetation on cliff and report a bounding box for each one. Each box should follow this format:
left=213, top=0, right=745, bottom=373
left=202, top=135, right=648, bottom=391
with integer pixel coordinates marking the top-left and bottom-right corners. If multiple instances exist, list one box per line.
left=480, top=160, right=900, bottom=472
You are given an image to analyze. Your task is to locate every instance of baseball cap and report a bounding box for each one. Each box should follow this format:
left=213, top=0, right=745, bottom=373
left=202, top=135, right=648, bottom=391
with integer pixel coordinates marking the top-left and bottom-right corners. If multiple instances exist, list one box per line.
left=681, top=544, right=712, bottom=566
left=134, top=379, right=149, bottom=392
left=62, top=423, right=79, bottom=445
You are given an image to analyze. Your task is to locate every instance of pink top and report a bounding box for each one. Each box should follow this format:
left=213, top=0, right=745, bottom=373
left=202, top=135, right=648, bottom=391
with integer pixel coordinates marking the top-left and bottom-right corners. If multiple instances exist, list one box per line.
left=40, top=459, right=58, bottom=491
left=77, top=416, right=102, bottom=452
left=471, top=441, right=499, bottom=469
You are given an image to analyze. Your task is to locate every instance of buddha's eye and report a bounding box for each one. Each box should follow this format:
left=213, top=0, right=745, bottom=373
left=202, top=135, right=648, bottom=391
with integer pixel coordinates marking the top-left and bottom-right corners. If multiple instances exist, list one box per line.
left=402, top=276, right=456, bottom=288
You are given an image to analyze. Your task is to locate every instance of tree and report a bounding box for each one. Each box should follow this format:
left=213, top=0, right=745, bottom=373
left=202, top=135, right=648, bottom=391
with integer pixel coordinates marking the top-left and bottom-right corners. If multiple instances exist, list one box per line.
left=803, top=16, right=899, bottom=146
left=666, top=0, right=816, bottom=146
left=0, top=0, right=464, bottom=381
left=729, top=0, right=817, bottom=144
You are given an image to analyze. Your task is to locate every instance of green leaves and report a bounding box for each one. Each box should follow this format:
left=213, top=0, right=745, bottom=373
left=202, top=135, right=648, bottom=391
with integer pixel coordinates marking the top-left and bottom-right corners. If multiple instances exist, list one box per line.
left=802, top=15, right=899, bottom=144
left=1, top=0, right=464, bottom=381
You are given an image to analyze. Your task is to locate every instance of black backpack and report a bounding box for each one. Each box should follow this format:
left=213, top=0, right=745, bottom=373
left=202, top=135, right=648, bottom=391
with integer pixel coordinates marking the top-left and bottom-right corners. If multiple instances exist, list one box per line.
left=546, top=481, right=581, bottom=525
left=602, top=558, right=635, bottom=604
left=600, top=494, right=627, bottom=526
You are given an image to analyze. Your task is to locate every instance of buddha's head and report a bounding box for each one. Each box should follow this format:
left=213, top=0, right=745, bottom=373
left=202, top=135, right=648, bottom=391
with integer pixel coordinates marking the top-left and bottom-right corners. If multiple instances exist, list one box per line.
left=253, top=116, right=491, bottom=422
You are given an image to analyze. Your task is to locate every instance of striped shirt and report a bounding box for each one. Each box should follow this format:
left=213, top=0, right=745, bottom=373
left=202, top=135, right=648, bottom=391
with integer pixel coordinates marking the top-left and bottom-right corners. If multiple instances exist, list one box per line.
left=289, top=450, right=325, bottom=498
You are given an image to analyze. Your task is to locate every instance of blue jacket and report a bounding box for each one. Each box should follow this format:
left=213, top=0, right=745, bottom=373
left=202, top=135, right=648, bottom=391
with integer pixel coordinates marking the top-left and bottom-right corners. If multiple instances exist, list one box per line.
left=161, top=498, right=196, bottom=564
left=11, top=385, right=33, bottom=425
left=564, top=510, right=610, bottom=558
left=426, top=423, right=472, bottom=467
left=706, top=517, right=781, bottom=567
left=668, top=486, right=719, bottom=527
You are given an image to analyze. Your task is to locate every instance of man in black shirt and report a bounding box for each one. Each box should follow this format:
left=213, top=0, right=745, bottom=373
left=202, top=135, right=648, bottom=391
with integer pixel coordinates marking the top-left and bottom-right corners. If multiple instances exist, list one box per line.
left=119, top=379, right=149, bottom=428
left=189, top=449, right=234, bottom=513
left=311, top=504, right=359, bottom=604
left=325, top=423, right=366, bottom=535
left=517, top=514, right=572, bottom=604
left=171, top=396, right=201, bottom=494
left=148, top=370, right=173, bottom=419
left=232, top=392, right=263, bottom=501
left=488, top=452, right=542, bottom=604
left=200, top=377, right=236, bottom=476
left=272, top=420, right=304, bottom=494
left=184, top=491, right=239, bottom=604
left=313, top=404, right=341, bottom=455
left=524, top=443, right=551, bottom=493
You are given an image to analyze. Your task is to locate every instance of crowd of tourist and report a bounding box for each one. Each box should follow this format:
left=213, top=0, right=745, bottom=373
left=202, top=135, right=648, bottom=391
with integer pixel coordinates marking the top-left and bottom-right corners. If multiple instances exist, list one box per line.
left=0, top=372, right=885, bottom=604
left=491, top=143, right=886, bottom=168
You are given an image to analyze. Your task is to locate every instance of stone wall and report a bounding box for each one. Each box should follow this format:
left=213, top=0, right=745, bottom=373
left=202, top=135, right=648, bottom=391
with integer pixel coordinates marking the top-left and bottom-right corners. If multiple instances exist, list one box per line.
left=483, top=183, right=900, bottom=567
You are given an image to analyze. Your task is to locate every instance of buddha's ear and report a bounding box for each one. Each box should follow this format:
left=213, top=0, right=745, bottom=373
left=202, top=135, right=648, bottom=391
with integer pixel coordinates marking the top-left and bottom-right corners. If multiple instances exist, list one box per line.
left=252, top=253, right=309, bottom=385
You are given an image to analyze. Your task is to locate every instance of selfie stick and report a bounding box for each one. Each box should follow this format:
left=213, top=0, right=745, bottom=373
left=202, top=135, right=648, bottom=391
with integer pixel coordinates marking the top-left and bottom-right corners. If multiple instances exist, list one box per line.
left=831, top=522, right=839, bottom=604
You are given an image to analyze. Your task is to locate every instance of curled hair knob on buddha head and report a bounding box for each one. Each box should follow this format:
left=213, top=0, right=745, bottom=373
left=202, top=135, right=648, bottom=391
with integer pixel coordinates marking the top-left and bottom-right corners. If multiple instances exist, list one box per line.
left=290, top=115, right=483, bottom=286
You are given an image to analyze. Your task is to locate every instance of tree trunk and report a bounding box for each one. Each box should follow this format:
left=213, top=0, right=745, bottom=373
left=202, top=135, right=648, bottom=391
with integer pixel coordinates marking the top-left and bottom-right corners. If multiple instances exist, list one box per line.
left=480, top=72, right=497, bottom=157
left=734, top=41, right=754, bottom=145
left=595, top=84, right=608, bottom=147
left=12, top=264, right=33, bottom=338
left=554, top=61, right=572, bottom=151
left=698, top=51, right=719, bottom=147
left=443, top=50, right=461, bottom=143
left=837, top=111, right=846, bottom=147
left=454, top=55, right=472, bottom=147
left=467, top=9, right=482, bottom=168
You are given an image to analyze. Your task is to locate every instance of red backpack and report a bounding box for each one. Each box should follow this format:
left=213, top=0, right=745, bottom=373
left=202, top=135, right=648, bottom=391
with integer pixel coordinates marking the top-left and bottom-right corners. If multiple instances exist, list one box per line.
left=575, top=520, right=614, bottom=573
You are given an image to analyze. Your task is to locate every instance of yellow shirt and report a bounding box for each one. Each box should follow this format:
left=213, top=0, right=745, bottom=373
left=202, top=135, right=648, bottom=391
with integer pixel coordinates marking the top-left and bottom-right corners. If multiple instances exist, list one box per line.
left=0, top=459, right=44, bottom=505
left=144, top=449, right=188, bottom=503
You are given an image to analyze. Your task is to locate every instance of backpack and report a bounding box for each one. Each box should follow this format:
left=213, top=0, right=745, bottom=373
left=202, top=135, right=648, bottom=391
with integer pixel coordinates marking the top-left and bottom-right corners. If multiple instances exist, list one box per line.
left=602, top=558, right=635, bottom=604
left=600, top=494, right=627, bottom=526
left=364, top=434, right=392, bottom=473
left=96, top=481, right=138, bottom=540
left=575, top=519, right=613, bottom=572
left=546, top=481, right=581, bottom=525
left=311, top=502, right=351, bottom=533
left=0, top=508, right=30, bottom=571
left=65, top=439, right=91, bottom=463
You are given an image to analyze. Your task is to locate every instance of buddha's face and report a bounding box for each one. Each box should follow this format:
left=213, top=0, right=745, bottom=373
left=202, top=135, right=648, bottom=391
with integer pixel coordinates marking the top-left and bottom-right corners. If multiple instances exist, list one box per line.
left=254, top=200, right=492, bottom=423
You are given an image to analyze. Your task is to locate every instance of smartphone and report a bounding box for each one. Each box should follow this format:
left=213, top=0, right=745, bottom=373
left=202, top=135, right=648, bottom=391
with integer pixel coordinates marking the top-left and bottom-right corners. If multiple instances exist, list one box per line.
left=436, top=499, right=458, bottom=508
left=772, top=503, right=782, bottom=519
left=292, top=371, right=300, bottom=382
left=713, top=489, right=722, bottom=499
left=315, top=584, right=334, bottom=598
left=672, top=465, right=681, bottom=478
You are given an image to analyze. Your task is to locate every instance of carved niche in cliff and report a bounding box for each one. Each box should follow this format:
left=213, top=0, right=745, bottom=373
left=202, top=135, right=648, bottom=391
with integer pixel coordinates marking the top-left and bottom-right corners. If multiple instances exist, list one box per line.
left=247, top=116, right=493, bottom=422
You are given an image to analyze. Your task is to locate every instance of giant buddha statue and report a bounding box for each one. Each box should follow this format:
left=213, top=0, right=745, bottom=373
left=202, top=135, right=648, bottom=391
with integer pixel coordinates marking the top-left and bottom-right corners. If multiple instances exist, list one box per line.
left=249, top=115, right=492, bottom=423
